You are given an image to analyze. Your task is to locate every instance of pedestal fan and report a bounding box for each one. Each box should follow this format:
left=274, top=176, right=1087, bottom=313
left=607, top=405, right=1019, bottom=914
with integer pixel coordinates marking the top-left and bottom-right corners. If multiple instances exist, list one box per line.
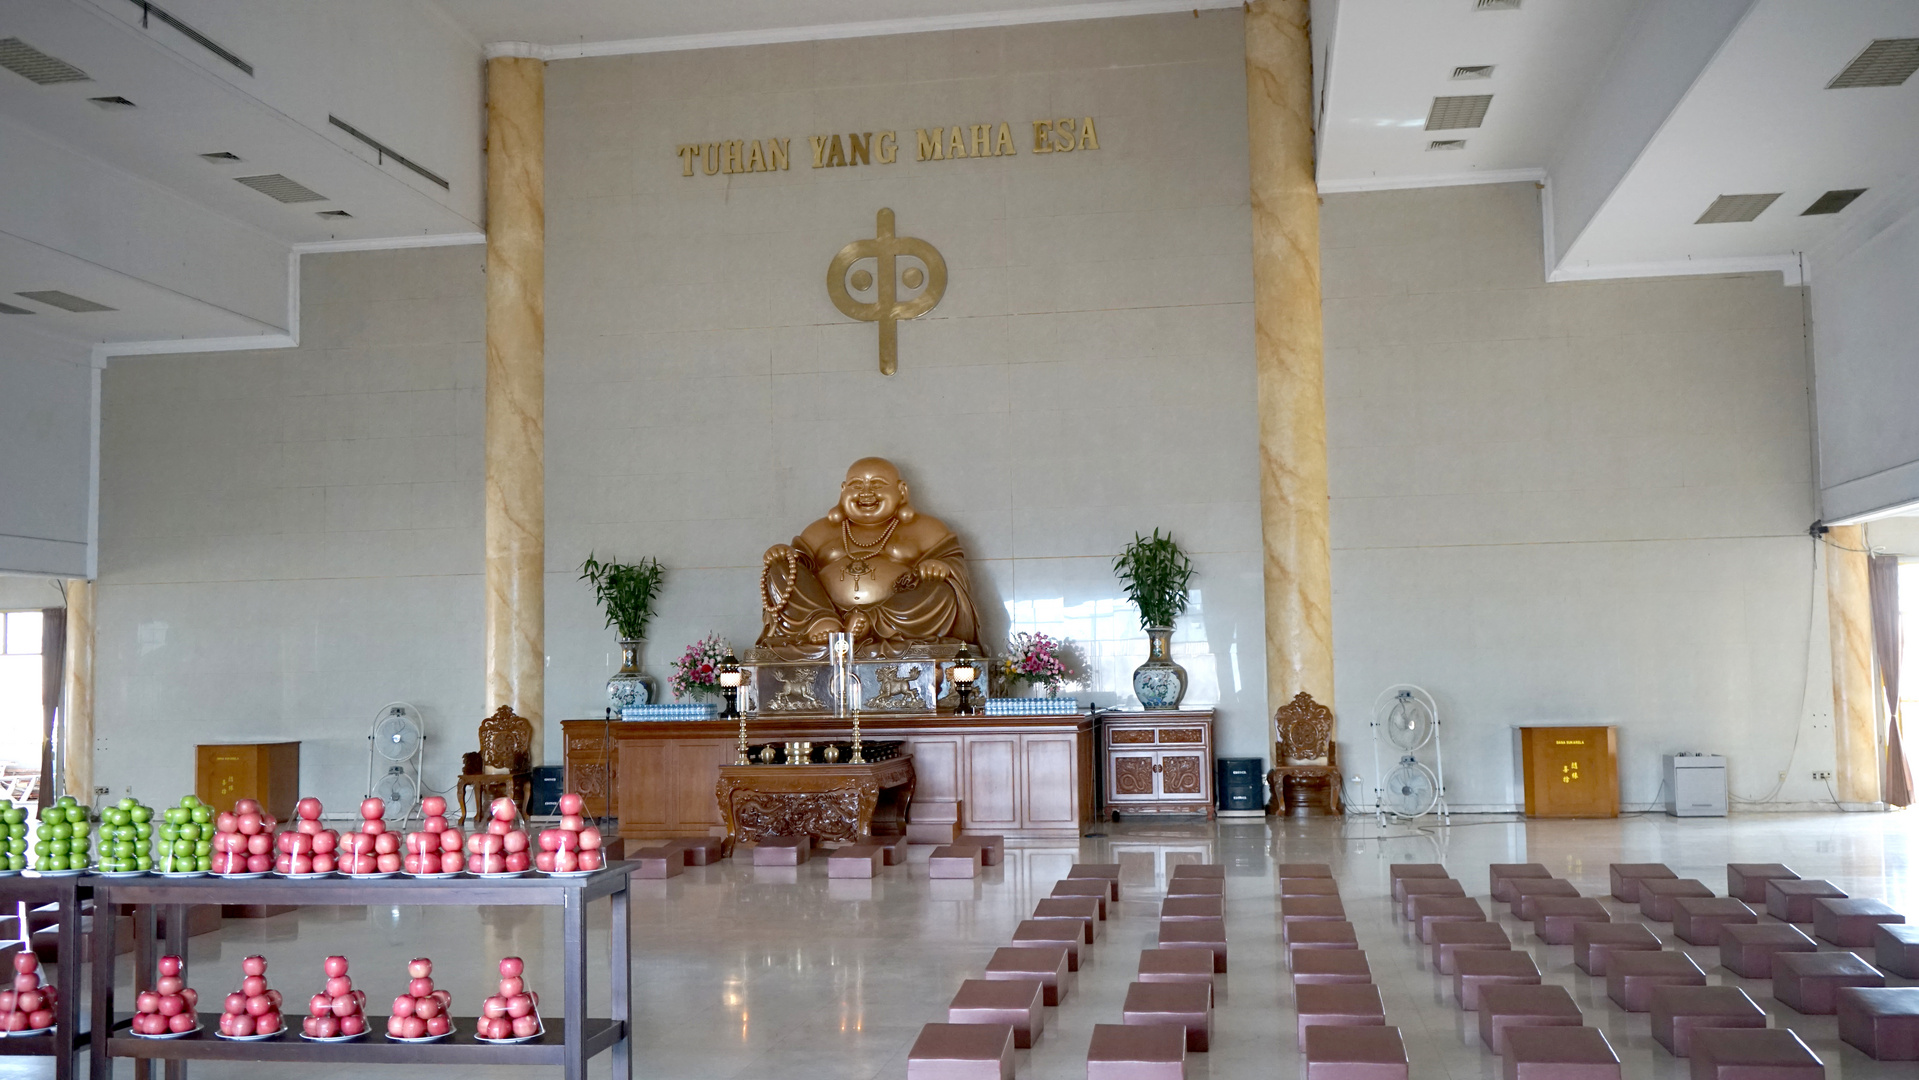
left=366, top=702, right=425, bottom=824
left=1370, top=684, right=1448, bottom=823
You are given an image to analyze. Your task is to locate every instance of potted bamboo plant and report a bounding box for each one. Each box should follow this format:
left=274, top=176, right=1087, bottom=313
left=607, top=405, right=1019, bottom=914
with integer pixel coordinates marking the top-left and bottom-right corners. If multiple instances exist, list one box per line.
left=1113, top=529, right=1195, bottom=709
left=580, top=554, right=665, bottom=710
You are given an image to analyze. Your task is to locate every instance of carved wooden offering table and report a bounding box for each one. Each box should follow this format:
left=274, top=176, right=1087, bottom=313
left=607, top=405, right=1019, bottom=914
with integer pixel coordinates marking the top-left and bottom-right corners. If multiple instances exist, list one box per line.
left=716, top=755, right=916, bottom=855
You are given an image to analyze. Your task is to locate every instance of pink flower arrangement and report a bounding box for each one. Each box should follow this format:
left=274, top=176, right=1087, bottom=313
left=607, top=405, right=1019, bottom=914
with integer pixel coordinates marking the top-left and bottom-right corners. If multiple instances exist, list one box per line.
left=670, top=633, right=731, bottom=700
left=1000, top=632, right=1082, bottom=695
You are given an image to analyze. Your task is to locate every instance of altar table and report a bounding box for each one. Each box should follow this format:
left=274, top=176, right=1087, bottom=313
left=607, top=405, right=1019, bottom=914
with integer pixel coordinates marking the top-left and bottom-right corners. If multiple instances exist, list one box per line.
left=562, top=711, right=1095, bottom=841
left=716, top=756, right=915, bottom=855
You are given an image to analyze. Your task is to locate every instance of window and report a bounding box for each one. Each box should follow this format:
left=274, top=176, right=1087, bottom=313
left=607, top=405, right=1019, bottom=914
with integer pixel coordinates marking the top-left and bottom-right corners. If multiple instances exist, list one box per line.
left=0, top=611, right=44, bottom=770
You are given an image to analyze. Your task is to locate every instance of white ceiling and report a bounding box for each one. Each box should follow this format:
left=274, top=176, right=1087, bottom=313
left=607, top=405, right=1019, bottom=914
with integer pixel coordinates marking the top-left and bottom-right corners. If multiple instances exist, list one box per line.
left=1316, top=0, right=1919, bottom=282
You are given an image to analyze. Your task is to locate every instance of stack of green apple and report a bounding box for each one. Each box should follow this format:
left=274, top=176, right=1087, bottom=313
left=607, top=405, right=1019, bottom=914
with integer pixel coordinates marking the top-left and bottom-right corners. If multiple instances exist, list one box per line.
left=97, top=797, right=155, bottom=873
left=1, top=805, right=27, bottom=871
left=156, top=795, right=213, bottom=873
left=30, top=796, right=91, bottom=872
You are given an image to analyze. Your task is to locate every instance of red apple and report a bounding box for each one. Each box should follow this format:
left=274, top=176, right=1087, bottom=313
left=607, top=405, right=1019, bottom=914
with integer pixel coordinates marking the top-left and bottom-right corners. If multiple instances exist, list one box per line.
left=413, top=996, right=439, bottom=1020
left=13, top=973, right=34, bottom=993
left=15, top=990, right=41, bottom=1013
left=511, top=1014, right=539, bottom=1038
left=579, top=827, right=603, bottom=850
left=297, top=797, right=322, bottom=820
left=502, top=831, right=528, bottom=853
left=440, top=851, right=463, bottom=874
left=180, top=988, right=197, bottom=1010
left=157, top=994, right=184, bottom=1017
left=361, top=798, right=384, bottom=820
left=326, top=977, right=351, bottom=998
left=554, top=830, right=579, bottom=852
left=554, top=849, right=579, bottom=873
left=339, top=1014, right=364, bottom=1036
left=247, top=994, right=272, bottom=1017
left=386, top=1015, right=407, bottom=1037
left=498, top=977, right=523, bottom=998
left=491, top=797, right=516, bottom=821
left=215, top=812, right=238, bottom=834
left=422, top=815, right=448, bottom=833
left=578, top=849, right=604, bottom=872
left=482, top=994, right=508, bottom=1018
left=266, top=989, right=282, bottom=1009
left=407, top=957, right=432, bottom=979
left=311, top=831, right=337, bottom=854
left=376, top=852, right=402, bottom=873
left=374, top=832, right=398, bottom=855
left=324, top=955, right=349, bottom=979
left=296, top=818, right=322, bottom=836
left=167, top=1011, right=194, bottom=1034
left=422, top=796, right=446, bottom=816
left=407, top=978, right=433, bottom=998
left=440, top=829, right=463, bottom=852
left=247, top=853, right=272, bottom=872
left=558, top=792, right=585, bottom=816
left=158, top=956, right=182, bottom=977
left=506, top=993, right=532, bottom=1018
left=505, top=851, right=530, bottom=873
left=226, top=1012, right=253, bottom=1037
left=247, top=833, right=271, bottom=856
left=403, top=854, right=423, bottom=875
left=389, top=994, right=414, bottom=1018
left=257, top=1011, right=282, bottom=1035
left=136, top=991, right=158, bottom=1014
left=291, top=854, right=313, bottom=874
left=242, top=976, right=266, bottom=998
left=499, top=957, right=524, bottom=978
left=233, top=798, right=260, bottom=815
left=224, top=992, right=246, bottom=1014
left=362, top=818, right=386, bottom=836
left=237, top=812, right=263, bottom=835
left=559, top=814, right=585, bottom=832
left=401, top=1015, right=427, bottom=1039
left=535, top=852, right=556, bottom=872
left=311, top=853, right=336, bottom=873
left=309, top=994, right=330, bottom=1017
left=10, top=955, right=34, bottom=977
left=425, top=1015, right=450, bottom=1036
left=27, top=1009, right=52, bottom=1031
left=487, top=819, right=510, bottom=836
left=156, top=976, right=183, bottom=996
left=330, top=995, right=356, bottom=1018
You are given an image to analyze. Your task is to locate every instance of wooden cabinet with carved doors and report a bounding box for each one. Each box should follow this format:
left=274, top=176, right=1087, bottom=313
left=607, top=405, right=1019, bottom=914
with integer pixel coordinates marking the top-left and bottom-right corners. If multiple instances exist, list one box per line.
left=1099, top=710, right=1214, bottom=819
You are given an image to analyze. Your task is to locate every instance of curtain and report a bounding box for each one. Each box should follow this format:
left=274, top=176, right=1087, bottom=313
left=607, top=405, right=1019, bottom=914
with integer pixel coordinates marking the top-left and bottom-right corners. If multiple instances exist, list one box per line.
left=1867, top=555, right=1912, bottom=807
left=38, top=608, right=66, bottom=812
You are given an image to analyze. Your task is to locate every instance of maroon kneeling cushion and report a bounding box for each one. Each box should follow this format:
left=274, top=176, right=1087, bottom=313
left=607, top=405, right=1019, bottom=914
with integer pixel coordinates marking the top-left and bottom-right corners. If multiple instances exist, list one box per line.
left=1304, top=1024, right=1407, bottom=1080
left=1836, top=985, right=1919, bottom=1061
left=1772, top=951, right=1884, bottom=1015
left=1503, top=1026, right=1620, bottom=1080
left=1650, top=985, right=1766, bottom=1057
left=1688, top=1028, right=1823, bottom=1080
left=906, top=1022, right=1014, bottom=1080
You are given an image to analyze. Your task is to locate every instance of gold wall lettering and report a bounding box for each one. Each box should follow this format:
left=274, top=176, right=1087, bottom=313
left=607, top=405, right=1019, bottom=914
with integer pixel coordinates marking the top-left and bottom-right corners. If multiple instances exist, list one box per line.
left=826, top=209, right=946, bottom=376
left=678, top=119, right=1097, bottom=177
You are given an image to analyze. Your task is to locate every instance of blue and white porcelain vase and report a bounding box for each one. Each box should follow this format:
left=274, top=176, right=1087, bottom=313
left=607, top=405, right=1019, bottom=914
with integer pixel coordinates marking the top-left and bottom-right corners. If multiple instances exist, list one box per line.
left=606, top=639, right=656, bottom=710
left=1132, top=627, right=1187, bottom=709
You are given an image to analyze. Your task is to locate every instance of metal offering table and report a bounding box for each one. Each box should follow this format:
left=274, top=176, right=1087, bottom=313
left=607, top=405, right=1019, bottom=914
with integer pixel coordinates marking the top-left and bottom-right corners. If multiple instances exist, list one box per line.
left=89, top=867, right=632, bottom=1080
left=0, top=875, right=92, bottom=1080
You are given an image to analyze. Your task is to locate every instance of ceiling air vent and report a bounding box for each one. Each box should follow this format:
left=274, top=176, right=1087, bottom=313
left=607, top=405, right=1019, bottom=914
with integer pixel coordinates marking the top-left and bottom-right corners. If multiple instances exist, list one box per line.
left=234, top=174, right=326, bottom=204
left=199, top=151, right=242, bottom=163
left=1476, top=0, right=1521, bottom=10
left=316, top=210, right=352, bottom=218
left=1426, top=95, right=1492, bottom=130
left=0, top=301, right=34, bottom=316
left=1428, top=140, right=1467, bottom=151
left=0, top=38, right=90, bottom=84
left=1802, top=188, right=1867, bottom=215
left=1828, top=39, right=1919, bottom=89
left=88, top=96, right=136, bottom=110
left=15, top=290, right=115, bottom=313
left=1695, top=193, right=1781, bottom=224
left=1451, top=65, right=1495, bottom=80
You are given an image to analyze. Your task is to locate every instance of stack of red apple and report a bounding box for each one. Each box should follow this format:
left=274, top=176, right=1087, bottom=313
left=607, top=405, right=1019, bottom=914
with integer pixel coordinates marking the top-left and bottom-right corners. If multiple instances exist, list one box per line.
left=386, top=958, right=451, bottom=1041
left=475, top=956, right=540, bottom=1041
left=275, top=797, right=339, bottom=875
left=0, top=952, right=57, bottom=1033
left=534, top=793, right=606, bottom=874
left=464, top=797, right=530, bottom=876
left=401, top=796, right=463, bottom=876
left=209, top=799, right=279, bottom=875
left=217, top=955, right=283, bottom=1038
left=300, top=956, right=367, bottom=1040
left=339, top=798, right=401, bottom=876
left=130, top=955, right=198, bottom=1036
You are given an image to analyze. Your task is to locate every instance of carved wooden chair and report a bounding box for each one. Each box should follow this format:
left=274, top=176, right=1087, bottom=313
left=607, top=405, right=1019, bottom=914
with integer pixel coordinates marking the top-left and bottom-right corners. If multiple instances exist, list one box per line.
left=456, top=705, right=535, bottom=824
left=1268, top=692, right=1343, bottom=816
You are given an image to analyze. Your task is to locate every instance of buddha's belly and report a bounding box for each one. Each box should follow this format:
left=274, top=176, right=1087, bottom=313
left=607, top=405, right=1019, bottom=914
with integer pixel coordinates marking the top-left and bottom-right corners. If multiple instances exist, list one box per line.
left=819, top=555, right=911, bottom=609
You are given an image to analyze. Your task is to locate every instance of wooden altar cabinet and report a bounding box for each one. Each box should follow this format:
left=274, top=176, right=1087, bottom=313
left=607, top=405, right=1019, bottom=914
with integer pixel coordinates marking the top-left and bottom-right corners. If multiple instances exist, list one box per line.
left=562, top=711, right=1095, bottom=842
left=716, top=756, right=915, bottom=855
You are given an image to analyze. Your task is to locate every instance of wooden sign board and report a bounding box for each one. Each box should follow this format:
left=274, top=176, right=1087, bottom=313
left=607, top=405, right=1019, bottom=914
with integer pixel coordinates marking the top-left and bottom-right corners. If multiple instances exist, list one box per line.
left=1518, top=726, right=1618, bottom=818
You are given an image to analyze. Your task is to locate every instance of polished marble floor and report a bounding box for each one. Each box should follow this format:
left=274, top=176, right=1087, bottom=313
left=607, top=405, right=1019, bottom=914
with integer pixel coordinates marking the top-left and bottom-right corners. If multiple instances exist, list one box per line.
left=22, top=810, right=1919, bottom=1079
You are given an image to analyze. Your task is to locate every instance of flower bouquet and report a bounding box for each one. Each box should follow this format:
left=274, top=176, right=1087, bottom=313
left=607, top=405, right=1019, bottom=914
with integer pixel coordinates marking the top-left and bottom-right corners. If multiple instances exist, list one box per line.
left=999, top=632, right=1083, bottom=697
left=669, top=633, right=731, bottom=700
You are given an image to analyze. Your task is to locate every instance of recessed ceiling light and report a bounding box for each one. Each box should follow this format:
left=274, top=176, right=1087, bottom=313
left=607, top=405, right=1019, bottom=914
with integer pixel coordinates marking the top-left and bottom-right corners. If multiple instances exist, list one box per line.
left=1426, top=95, right=1492, bottom=130
left=1695, top=193, right=1781, bottom=224
left=316, top=210, right=352, bottom=218
left=199, top=151, right=242, bottom=163
left=1451, top=65, right=1495, bottom=80
left=87, top=95, right=136, bottom=110
left=15, top=290, right=115, bottom=313
left=0, top=38, right=90, bottom=84
left=1428, top=140, right=1467, bottom=151
left=234, top=173, right=326, bottom=203
left=1828, top=39, right=1919, bottom=89
left=1801, top=189, right=1867, bottom=216
left=0, top=301, right=33, bottom=316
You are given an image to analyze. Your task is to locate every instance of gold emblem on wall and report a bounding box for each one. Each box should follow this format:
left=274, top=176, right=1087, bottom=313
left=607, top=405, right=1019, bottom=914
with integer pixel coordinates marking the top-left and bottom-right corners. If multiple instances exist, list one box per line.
left=827, top=208, right=946, bottom=376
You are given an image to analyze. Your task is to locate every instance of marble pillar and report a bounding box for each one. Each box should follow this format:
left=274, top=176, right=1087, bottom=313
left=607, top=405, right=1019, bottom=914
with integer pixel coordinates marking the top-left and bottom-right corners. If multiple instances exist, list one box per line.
left=485, top=56, right=546, bottom=761
left=1825, top=525, right=1879, bottom=804
left=1245, top=0, right=1335, bottom=727
left=61, top=580, right=93, bottom=801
